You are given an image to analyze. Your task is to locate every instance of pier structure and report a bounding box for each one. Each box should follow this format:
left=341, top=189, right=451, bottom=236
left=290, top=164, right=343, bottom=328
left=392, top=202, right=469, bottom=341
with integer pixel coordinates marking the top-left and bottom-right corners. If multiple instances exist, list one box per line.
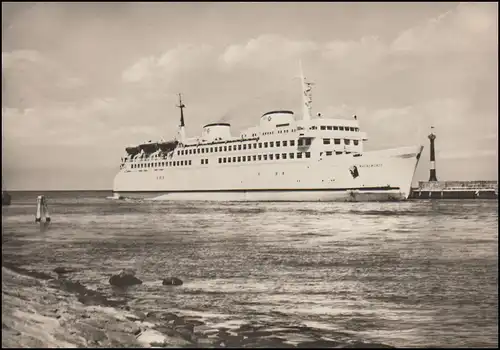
left=410, top=127, right=498, bottom=199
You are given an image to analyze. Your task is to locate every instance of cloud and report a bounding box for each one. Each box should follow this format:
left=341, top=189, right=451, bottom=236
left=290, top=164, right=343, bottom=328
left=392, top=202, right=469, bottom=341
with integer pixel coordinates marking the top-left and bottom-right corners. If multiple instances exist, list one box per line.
left=220, top=34, right=318, bottom=69
left=391, top=2, right=497, bottom=54
left=2, top=49, right=86, bottom=109
left=121, top=44, right=214, bottom=84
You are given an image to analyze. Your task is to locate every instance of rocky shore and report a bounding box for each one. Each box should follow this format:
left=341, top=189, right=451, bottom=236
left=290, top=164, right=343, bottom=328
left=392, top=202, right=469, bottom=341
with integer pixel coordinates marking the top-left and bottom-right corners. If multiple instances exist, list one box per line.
left=2, top=260, right=394, bottom=348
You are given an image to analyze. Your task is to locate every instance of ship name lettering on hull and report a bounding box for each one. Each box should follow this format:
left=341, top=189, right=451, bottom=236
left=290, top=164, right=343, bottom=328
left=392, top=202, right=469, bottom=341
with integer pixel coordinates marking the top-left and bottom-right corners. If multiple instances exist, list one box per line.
left=358, top=164, right=382, bottom=168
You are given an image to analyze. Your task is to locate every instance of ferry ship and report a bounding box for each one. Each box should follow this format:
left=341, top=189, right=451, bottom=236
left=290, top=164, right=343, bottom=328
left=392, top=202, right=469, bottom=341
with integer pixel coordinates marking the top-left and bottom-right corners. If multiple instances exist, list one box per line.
left=113, top=67, right=424, bottom=202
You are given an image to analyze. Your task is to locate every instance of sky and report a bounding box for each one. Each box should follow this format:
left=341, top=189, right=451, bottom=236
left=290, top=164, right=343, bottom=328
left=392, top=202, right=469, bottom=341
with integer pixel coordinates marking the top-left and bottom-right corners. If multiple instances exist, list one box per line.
left=2, top=2, right=498, bottom=190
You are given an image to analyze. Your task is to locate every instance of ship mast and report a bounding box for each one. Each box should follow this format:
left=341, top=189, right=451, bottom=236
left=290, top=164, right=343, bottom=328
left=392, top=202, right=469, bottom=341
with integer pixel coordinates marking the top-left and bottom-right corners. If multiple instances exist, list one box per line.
left=299, top=60, right=313, bottom=121
left=177, top=93, right=186, bottom=143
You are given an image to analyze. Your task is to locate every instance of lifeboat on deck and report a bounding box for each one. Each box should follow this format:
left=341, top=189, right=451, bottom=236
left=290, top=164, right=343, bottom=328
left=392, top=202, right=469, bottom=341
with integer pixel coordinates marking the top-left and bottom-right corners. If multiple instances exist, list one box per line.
left=125, top=146, right=140, bottom=156
left=158, top=140, right=179, bottom=153
left=139, top=141, right=159, bottom=154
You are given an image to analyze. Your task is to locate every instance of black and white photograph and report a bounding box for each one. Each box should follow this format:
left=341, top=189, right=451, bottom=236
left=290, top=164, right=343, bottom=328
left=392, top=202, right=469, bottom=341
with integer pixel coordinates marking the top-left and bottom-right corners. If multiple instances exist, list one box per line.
left=2, top=1, right=498, bottom=348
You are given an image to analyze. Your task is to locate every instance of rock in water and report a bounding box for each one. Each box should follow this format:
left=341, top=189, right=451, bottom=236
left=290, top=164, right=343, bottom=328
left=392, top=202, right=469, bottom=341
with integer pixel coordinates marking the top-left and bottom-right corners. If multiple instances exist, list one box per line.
left=109, top=269, right=143, bottom=287
left=53, top=267, right=77, bottom=275
left=162, top=277, right=183, bottom=286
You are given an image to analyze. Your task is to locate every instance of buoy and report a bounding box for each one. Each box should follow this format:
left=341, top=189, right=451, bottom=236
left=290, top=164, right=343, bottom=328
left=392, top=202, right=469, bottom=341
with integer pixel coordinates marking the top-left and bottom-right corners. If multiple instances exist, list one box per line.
left=35, top=195, right=51, bottom=223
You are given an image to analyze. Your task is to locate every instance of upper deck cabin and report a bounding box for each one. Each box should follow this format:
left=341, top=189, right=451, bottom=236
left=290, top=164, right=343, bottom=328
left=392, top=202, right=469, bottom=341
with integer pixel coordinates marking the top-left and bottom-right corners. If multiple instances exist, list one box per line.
left=121, top=109, right=369, bottom=170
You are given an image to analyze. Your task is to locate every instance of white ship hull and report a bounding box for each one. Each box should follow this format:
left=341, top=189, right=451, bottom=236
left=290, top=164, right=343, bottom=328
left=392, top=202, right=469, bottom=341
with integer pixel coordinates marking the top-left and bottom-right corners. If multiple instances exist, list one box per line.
left=113, top=145, right=423, bottom=202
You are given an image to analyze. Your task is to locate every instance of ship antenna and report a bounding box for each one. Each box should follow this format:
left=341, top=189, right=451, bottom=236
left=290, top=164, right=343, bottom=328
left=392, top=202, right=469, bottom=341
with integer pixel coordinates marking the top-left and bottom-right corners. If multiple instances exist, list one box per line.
left=299, top=60, right=313, bottom=121
left=176, top=93, right=186, bottom=143
left=177, top=93, right=186, bottom=127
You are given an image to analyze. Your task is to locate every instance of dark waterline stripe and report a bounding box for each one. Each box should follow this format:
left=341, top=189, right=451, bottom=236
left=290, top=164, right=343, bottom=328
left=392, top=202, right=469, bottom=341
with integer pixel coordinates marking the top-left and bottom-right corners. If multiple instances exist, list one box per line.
left=114, top=186, right=401, bottom=194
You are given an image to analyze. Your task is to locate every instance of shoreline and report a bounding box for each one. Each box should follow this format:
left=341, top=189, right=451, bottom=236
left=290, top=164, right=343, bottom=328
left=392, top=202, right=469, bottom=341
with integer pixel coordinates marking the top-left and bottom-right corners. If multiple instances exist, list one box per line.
left=1, top=260, right=394, bottom=348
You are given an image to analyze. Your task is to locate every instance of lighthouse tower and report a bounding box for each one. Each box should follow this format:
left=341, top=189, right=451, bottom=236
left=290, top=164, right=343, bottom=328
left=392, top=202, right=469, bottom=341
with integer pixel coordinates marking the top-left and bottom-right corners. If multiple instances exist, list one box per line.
left=428, top=127, right=438, bottom=182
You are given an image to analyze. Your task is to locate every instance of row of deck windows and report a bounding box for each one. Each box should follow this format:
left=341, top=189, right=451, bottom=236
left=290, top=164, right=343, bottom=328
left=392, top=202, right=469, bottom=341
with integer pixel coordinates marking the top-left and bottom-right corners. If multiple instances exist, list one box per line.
left=131, top=160, right=192, bottom=168
left=128, top=149, right=357, bottom=170
left=177, top=139, right=315, bottom=156
left=218, top=152, right=311, bottom=164
left=323, top=138, right=359, bottom=146
left=319, top=126, right=359, bottom=132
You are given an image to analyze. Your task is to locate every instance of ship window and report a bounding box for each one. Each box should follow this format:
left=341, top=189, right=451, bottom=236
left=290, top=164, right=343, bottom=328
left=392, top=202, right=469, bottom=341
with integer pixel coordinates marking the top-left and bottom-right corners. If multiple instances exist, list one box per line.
left=177, top=161, right=180, bottom=166
left=228, top=157, right=231, bottom=163
left=264, top=142, right=268, bottom=148
left=344, top=139, right=351, bottom=145
left=233, top=156, right=236, bottom=162
left=290, top=140, right=295, bottom=146
left=282, top=153, right=287, bottom=159
left=323, top=139, right=330, bottom=145
left=238, top=156, right=241, bottom=162
left=218, top=158, right=222, bottom=163
left=219, top=146, right=222, bottom=152
left=270, top=141, right=274, bottom=147
left=334, top=139, right=341, bottom=145
left=270, top=154, right=274, bottom=160
left=189, top=160, right=192, bottom=165
left=181, top=161, right=184, bottom=166
left=264, top=155, right=268, bottom=160
left=242, top=156, right=246, bottom=162
left=321, top=126, right=326, bottom=130
left=334, top=126, right=338, bottom=131
left=327, top=126, right=333, bottom=130
left=223, top=157, right=227, bottom=163
left=258, top=155, right=262, bottom=160
left=243, top=144, right=247, bottom=150
left=177, top=151, right=180, bottom=155
left=354, top=140, right=359, bottom=146
left=283, top=140, right=288, bottom=147
left=297, top=152, right=302, bottom=158
left=355, top=127, right=359, bottom=132
left=238, top=145, right=242, bottom=150
left=227, top=145, right=231, bottom=151
left=247, top=155, right=252, bottom=161
left=276, top=141, right=281, bottom=147
left=253, top=143, right=257, bottom=149
left=276, top=154, right=280, bottom=160
left=326, top=151, right=332, bottom=156
left=346, top=152, right=351, bottom=154
left=210, top=147, right=213, bottom=152
left=214, top=147, right=218, bottom=153
left=339, top=126, right=344, bottom=131
left=305, top=138, right=311, bottom=145
left=258, top=143, right=262, bottom=148
left=350, top=127, right=355, bottom=131
left=335, top=151, right=343, bottom=155
left=298, top=139, right=303, bottom=146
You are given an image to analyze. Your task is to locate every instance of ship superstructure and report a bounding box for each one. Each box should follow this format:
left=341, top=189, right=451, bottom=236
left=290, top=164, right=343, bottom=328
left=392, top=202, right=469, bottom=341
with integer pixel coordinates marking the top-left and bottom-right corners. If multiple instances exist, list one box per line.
left=113, top=67, right=424, bottom=202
